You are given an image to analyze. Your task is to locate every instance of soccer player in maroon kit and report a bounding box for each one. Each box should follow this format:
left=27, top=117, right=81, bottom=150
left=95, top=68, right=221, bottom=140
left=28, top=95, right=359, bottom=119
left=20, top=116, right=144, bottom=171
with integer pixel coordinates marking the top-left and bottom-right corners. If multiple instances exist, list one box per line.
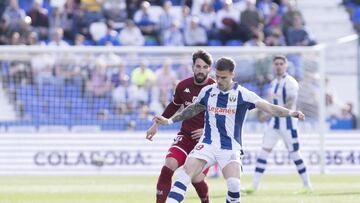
left=146, top=50, right=215, bottom=203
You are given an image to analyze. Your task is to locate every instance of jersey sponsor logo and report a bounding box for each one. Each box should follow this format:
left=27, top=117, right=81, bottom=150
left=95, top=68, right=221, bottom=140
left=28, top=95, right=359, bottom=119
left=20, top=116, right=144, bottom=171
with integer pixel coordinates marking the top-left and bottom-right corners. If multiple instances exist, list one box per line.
left=208, top=106, right=236, bottom=115
left=210, top=93, right=217, bottom=97
left=195, top=144, right=204, bottom=150
left=184, top=88, right=190, bottom=93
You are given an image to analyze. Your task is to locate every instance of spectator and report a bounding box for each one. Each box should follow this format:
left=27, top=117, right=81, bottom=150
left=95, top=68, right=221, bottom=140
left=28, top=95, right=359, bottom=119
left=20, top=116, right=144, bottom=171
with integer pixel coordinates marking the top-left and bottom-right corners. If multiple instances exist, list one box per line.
left=102, top=0, right=128, bottom=23
left=257, top=0, right=273, bottom=20
left=215, top=0, right=241, bottom=44
left=162, top=20, right=184, bottom=46
left=281, top=0, right=303, bottom=43
left=265, top=27, right=286, bottom=46
left=0, top=18, right=9, bottom=45
left=10, top=31, right=23, bottom=45
left=244, top=30, right=265, bottom=46
left=97, top=20, right=120, bottom=46
left=286, top=14, right=313, bottom=46
left=239, top=0, right=263, bottom=42
left=27, top=0, right=49, bottom=40
left=86, top=58, right=112, bottom=97
left=190, top=0, right=209, bottom=15
left=340, top=102, right=357, bottom=129
left=126, top=0, right=142, bottom=19
left=118, top=19, right=144, bottom=46
left=129, top=59, right=156, bottom=107
left=183, top=16, right=208, bottom=46
left=81, top=0, right=104, bottom=24
left=26, top=31, right=45, bottom=45
left=47, top=27, right=69, bottom=46
left=158, top=1, right=176, bottom=33
left=179, top=5, right=192, bottom=31
left=112, top=74, right=138, bottom=115
left=49, top=6, right=74, bottom=42
left=74, top=33, right=86, bottom=45
left=154, top=58, right=177, bottom=99
left=131, top=59, right=156, bottom=87
left=31, top=54, right=57, bottom=86
left=2, top=0, right=27, bottom=34
left=264, top=2, right=282, bottom=36
left=133, top=1, right=160, bottom=42
left=108, top=56, right=127, bottom=88
left=197, top=0, right=217, bottom=39
left=72, top=6, right=91, bottom=39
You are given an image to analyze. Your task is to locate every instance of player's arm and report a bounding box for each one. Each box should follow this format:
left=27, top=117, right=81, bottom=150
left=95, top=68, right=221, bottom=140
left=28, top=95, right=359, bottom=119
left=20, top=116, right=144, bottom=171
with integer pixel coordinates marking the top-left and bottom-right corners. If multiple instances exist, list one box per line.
left=255, top=100, right=305, bottom=120
left=146, top=102, right=181, bottom=141
left=154, top=102, right=206, bottom=125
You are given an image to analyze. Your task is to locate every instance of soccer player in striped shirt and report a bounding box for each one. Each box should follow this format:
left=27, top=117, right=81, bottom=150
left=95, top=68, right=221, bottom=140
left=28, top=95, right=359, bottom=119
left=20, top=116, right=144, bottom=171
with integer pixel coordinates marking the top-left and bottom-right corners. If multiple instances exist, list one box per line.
left=244, top=55, right=313, bottom=194
left=154, top=57, right=305, bottom=203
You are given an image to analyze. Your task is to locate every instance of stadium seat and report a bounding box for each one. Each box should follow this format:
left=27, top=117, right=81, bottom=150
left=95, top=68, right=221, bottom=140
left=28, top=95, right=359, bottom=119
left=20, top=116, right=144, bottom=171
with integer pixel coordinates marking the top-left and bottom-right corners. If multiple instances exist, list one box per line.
left=225, top=40, right=243, bottom=46
left=144, top=39, right=159, bottom=46
left=208, top=39, right=222, bottom=46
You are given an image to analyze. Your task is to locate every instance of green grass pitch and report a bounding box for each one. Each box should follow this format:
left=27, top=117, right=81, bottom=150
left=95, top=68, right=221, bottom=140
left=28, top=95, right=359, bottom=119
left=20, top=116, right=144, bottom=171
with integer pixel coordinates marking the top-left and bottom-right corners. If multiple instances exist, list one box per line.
left=0, top=175, right=359, bottom=203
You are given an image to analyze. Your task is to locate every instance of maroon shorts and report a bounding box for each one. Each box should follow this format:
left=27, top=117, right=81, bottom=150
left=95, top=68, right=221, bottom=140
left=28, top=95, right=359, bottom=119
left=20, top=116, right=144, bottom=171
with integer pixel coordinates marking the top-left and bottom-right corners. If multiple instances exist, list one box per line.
left=166, top=134, right=209, bottom=175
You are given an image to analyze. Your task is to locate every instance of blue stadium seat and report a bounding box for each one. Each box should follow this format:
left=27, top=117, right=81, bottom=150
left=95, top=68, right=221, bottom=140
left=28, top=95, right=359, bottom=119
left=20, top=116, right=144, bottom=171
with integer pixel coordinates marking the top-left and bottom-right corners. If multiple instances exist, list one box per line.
left=208, top=39, right=222, bottom=46
left=225, top=40, right=243, bottom=46
left=144, top=39, right=159, bottom=46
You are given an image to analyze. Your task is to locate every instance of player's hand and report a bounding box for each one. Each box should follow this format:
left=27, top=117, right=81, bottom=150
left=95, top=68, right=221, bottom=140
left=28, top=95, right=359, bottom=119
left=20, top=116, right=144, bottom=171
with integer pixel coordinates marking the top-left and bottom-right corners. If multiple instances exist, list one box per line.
left=290, top=110, right=305, bottom=121
left=153, top=115, right=172, bottom=125
left=191, top=128, right=203, bottom=140
left=146, top=123, right=159, bottom=141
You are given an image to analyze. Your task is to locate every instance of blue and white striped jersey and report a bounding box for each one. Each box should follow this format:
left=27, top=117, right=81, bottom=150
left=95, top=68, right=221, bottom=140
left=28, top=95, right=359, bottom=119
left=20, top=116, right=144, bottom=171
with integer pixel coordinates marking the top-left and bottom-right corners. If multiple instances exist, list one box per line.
left=195, top=83, right=265, bottom=151
left=268, top=74, right=299, bottom=130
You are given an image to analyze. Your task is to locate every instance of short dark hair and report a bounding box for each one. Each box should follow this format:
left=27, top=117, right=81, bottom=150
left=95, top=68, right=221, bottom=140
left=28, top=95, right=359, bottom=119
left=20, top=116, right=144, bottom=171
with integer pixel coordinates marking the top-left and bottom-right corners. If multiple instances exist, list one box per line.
left=273, top=55, right=288, bottom=63
left=215, top=57, right=235, bottom=72
left=192, top=49, right=213, bottom=66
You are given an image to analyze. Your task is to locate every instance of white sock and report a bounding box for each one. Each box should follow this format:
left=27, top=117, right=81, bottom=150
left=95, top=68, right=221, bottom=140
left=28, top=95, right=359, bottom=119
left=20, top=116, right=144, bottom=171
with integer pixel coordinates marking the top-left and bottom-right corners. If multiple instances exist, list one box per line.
left=166, top=169, right=191, bottom=203
left=253, top=149, right=271, bottom=189
left=226, top=177, right=241, bottom=203
left=289, top=151, right=312, bottom=188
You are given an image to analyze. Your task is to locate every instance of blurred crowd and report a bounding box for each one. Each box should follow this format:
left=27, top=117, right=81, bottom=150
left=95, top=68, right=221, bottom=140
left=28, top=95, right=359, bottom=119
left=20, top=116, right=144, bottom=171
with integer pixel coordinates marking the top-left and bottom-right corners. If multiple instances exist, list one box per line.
left=0, top=0, right=316, bottom=47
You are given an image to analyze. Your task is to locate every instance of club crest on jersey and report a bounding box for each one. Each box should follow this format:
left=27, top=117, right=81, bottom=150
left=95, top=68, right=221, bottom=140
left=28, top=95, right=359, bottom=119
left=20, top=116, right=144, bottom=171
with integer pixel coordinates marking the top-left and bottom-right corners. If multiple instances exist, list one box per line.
left=195, top=144, right=204, bottom=150
left=184, top=88, right=190, bottom=93
left=229, top=95, right=237, bottom=102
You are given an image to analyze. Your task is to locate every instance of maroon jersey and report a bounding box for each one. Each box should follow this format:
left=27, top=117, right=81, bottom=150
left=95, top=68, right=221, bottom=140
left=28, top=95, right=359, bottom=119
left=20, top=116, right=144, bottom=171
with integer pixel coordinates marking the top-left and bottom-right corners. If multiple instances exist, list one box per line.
left=172, top=77, right=215, bottom=138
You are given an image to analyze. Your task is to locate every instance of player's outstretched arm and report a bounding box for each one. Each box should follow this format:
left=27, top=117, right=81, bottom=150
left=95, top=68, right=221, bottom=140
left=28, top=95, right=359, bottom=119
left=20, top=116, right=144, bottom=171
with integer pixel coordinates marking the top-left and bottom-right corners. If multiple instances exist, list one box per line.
left=154, top=102, right=206, bottom=125
left=255, top=100, right=305, bottom=120
left=146, top=122, right=160, bottom=141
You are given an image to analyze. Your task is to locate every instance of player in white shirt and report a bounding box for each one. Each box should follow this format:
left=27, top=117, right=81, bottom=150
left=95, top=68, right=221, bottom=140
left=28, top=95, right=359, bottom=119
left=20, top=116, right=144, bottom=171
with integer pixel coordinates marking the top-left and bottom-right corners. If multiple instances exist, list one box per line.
left=244, top=55, right=313, bottom=195
left=154, top=57, right=305, bottom=203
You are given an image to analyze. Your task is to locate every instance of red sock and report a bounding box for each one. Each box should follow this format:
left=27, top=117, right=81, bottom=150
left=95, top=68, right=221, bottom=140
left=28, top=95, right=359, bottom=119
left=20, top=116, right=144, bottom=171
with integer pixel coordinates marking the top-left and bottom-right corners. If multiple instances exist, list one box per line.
left=156, top=166, right=174, bottom=203
left=192, top=180, right=210, bottom=203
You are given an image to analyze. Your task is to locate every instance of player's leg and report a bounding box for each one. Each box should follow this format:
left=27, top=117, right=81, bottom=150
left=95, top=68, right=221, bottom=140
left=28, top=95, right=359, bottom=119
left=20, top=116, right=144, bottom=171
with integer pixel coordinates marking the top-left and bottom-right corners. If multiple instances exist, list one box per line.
left=191, top=168, right=210, bottom=203
left=166, top=157, right=207, bottom=203
left=167, top=143, right=215, bottom=203
left=248, top=129, right=279, bottom=192
left=218, top=150, right=242, bottom=203
left=283, top=129, right=312, bottom=192
left=157, top=136, right=188, bottom=203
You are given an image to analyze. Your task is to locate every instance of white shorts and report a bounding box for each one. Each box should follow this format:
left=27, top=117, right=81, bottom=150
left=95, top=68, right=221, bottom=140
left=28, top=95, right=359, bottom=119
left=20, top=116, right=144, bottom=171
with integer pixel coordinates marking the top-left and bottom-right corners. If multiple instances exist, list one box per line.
left=262, top=128, right=300, bottom=152
left=188, top=143, right=242, bottom=170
